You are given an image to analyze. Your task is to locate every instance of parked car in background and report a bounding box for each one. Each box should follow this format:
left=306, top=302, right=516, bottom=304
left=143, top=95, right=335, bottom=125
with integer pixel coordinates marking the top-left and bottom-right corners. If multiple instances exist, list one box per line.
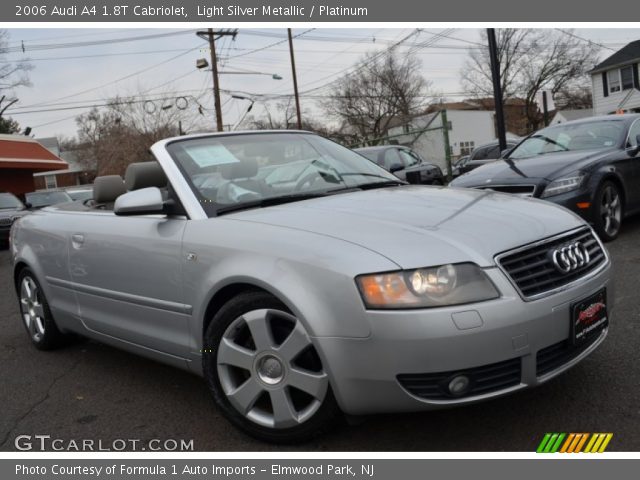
left=451, top=155, right=470, bottom=178
left=65, top=186, right=93, bottom=202
left=355, top=145, right=445, bottom=185
left=25, top=190, right=73, bottom=209
left=12, top=131, right=612, bottom=443
left=450, top=115, right=640, bottom=241
left=457, top=140, right=520, bottom=176
left=0, top=192, right=29, bottom=248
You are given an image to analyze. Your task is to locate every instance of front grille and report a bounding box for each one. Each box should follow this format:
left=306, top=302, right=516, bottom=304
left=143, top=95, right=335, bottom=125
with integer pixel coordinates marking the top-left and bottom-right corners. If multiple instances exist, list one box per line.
left=536, top=334, right=601, bottom=377
left=475, top=184, right=536, bottom=197
left=397, top=357, right=521, bottom=400
left=497, top=228, right=606, bottom=299
left=0, top=217, right=13, bottom=227
left=405, top=171, right=422, bottom=184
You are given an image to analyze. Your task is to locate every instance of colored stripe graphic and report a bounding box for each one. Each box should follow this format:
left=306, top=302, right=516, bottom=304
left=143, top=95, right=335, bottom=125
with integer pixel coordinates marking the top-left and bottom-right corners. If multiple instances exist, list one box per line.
left=537, top=433, right=613, bottom=453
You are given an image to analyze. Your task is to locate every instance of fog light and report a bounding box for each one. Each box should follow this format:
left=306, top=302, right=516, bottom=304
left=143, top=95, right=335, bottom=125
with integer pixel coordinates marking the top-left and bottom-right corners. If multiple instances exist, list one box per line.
left=448, top=375, right=471, bottom=396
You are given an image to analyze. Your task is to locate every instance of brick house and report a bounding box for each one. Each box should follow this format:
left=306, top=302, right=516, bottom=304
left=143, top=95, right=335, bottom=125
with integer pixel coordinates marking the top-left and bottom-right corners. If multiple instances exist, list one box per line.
left=0, top=134, right=68, bottom=199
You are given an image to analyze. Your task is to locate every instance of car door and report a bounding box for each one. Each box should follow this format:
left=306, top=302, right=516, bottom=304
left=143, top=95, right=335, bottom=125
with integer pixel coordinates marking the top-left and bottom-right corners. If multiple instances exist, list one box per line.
left=68, top=210, right=190, bottom=358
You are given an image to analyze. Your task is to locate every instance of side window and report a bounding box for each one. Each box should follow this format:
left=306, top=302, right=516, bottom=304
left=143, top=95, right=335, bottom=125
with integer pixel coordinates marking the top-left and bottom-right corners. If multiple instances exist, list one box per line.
left=472, top=147, right=488, bottom=160
left=486, top=145, right=501, bottom=159
left=628, top=120, right=640, bottom=147
left=398, top=149, right=419, bottom=167
left=383, top=148, right=404, bottom=170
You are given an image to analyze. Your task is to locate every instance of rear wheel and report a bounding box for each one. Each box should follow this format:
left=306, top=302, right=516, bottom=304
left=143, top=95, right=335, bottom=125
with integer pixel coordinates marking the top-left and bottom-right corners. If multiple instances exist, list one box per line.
left=17, top=268, right=67, bottom=350
left=593, top=181, right=623, bottom=242
left=203, top=291, right=342, bottom=443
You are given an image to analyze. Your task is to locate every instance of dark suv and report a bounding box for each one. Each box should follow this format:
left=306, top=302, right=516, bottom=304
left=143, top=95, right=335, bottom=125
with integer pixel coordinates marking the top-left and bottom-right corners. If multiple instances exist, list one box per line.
left=0, top=192, right=29, bottom=248
left=354, top=145, right=445, bottom=185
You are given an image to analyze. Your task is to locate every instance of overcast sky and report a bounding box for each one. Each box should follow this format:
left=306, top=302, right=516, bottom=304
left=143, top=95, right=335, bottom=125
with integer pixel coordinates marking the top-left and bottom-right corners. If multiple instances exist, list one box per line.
left=2, top=27, right=640, bottom=140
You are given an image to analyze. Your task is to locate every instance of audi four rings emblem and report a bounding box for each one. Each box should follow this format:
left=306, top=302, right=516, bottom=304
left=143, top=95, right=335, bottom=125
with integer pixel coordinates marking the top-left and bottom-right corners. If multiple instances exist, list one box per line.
left=551, top=242, right=591, bottom=273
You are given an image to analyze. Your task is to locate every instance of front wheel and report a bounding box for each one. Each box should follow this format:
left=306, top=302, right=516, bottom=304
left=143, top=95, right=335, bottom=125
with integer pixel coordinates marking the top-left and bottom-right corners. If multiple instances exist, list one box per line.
left=203, top=291, right=342, bottom=443
left=593, top=181, right=623, bottom=242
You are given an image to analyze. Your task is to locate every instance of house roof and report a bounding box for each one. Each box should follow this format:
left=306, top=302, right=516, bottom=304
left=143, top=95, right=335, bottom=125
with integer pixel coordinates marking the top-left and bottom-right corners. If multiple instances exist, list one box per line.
left=555, top=109, right=593, bottom=122
left=0, top=134, right=68, bottom=171
left=591, top=40, right=640, bottom=73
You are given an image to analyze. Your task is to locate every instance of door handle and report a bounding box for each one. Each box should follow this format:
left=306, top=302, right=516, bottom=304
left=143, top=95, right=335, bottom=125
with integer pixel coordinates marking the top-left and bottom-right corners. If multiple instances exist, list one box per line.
left=71, top=234, right=85, bottom=248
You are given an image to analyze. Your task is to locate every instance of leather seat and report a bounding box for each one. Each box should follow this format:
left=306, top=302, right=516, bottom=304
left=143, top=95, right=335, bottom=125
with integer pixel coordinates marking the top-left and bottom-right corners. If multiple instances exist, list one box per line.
left=124, top=162, right=167, bottom=191
left=217, top=158, right=271, bottom=203
left=92, top=175, right=127, bottom=210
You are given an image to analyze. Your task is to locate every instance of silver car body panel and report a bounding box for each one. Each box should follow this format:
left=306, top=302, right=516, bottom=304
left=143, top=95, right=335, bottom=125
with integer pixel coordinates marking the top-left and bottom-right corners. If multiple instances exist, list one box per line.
left=10, top=131, right=613, bottom=416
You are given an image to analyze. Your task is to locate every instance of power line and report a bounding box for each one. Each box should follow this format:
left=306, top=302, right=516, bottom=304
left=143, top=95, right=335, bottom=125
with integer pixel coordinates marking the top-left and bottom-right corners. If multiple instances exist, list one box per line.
left=15, top=43, right=206, bottom=110
left=3, top=29, right=197, bottom=53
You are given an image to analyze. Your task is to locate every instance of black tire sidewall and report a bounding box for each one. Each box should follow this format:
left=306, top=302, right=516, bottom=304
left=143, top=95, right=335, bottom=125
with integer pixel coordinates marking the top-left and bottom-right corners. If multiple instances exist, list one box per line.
left=202, top=291, right=342, bottom=443
left=593, top=181, right=623, bottom=242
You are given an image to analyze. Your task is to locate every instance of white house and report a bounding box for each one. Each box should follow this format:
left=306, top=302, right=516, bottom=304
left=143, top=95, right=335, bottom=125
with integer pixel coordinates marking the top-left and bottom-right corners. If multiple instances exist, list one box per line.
left=550, top=109, right=593, bottom=125
left=387, top=109, right=519, bottom=173
left=591, top=40, right=640, bottom=115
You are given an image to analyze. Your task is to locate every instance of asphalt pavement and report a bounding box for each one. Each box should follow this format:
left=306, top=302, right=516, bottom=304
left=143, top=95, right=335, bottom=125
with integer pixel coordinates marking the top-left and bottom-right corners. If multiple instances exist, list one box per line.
left=1, top=218, right=639, bottom=452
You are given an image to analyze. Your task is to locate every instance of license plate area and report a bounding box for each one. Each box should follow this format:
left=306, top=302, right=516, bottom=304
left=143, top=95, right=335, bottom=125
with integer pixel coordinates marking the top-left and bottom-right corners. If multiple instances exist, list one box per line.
left=571, top=288, right=608, bottom=346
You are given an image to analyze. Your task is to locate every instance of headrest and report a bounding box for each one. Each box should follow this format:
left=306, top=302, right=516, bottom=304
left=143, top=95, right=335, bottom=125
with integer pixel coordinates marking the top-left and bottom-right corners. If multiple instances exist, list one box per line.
left=124, top=162, right=167, bottom=191
left=221, top=158, right=259, bottom=180
left=93, top=176, right=126, bottom=204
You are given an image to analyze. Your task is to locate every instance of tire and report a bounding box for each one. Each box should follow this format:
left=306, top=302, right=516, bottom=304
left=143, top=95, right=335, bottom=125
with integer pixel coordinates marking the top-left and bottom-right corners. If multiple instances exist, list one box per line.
left=593, top=181, right=623, bottom=242
left=17, top=268, right=67, bottom=350
left=202, top=291, right=342, bottom=443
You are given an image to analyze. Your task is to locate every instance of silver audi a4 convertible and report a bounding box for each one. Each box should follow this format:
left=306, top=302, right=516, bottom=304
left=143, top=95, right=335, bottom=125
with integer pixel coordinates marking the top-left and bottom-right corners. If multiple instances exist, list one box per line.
left=10, top=131, right=612, bottom=442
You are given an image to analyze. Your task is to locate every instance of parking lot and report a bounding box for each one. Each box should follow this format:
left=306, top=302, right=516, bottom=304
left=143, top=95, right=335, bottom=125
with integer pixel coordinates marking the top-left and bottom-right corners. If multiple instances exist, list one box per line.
left=1, top=219, right=639, bottom=452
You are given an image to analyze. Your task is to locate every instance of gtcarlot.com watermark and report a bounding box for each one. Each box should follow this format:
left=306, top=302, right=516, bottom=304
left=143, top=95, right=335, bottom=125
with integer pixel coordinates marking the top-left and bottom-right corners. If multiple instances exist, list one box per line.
left=15, top=435, right=194, bottom=451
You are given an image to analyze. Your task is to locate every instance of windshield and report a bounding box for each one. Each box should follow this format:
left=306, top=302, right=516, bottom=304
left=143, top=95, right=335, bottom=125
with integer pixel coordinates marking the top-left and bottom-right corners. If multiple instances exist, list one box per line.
left=0, top=192, right=24, bottom=210
left=509, top=120, right=625, bottom=159
left=26, top=191, right=73, bottom=208
left=166, top=133, right=401, bottom=215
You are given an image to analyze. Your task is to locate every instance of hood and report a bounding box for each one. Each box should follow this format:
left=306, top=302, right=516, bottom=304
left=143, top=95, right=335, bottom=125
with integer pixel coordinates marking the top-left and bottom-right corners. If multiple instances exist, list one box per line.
left=224, top=185, right=584, bottom=269
left=0, top=208, right=28, bottom=219
left=452, top=148, right=616, bottom=186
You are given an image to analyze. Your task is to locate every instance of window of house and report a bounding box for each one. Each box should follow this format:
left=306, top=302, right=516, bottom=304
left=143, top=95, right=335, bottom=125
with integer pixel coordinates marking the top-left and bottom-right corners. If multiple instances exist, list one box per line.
left=44, top=175, right=57, bottom=189
left=608, top=69, right=621, bottom=93
left=621, top=66, right=634, bottom=90
left=608, top=65, right=635, bottom=94
left=460, top=141, right=475, bottom=156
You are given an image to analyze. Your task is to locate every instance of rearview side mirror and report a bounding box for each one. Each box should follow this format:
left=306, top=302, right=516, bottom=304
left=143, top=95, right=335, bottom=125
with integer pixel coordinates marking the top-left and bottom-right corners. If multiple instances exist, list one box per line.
left=114, top=187, right=165, bottom=216
left=389, top=162, right=404, bottom=173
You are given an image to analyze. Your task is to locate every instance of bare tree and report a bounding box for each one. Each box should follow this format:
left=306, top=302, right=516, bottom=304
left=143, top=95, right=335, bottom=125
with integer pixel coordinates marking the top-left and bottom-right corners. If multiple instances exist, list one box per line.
left=321, top=50, right=430, bottom=145
left=73, top=91, right=207, bottom=176
left=461, top=29, right=600, bottom=131
left=0, top=30, right=33, bottom=133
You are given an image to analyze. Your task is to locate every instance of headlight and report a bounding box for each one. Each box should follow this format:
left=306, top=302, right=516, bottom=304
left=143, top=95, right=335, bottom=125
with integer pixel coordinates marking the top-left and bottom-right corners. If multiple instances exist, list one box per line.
left=356, top=263, right=499, bottom=309
left=541, top=174, right=585, bottom=198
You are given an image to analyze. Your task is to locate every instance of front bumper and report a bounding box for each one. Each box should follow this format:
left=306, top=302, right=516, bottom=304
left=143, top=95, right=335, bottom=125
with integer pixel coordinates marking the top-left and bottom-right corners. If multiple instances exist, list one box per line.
left=314, top=261, right=612, bottom=415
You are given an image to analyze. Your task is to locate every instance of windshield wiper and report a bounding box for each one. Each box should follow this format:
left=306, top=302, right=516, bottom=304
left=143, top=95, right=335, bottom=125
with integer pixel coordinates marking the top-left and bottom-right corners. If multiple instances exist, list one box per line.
left=357, top=180, right=406, bottom=190
left=215, top=192, right=333, bottom=215
left=530, top=134, right=569, bottom=152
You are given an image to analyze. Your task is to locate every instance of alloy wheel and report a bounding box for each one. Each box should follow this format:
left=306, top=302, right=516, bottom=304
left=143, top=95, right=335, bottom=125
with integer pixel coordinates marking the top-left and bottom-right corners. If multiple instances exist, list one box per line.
left=20, top=276, right=46, bottom=342
left=216, top=309, right=328, bottom=429
left=600, top=185, right=622, bottom=237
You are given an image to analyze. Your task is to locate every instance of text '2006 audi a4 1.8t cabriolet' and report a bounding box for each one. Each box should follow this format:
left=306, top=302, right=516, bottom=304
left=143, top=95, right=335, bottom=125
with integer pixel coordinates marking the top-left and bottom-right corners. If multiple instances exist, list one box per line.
left=10, top=131, right=612, bottom=442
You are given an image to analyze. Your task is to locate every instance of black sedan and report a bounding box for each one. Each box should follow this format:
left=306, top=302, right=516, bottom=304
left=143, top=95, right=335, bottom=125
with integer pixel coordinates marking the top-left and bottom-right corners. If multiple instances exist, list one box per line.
left=0, top=192, right=29, bottom=247
left=450, top=114, right=640, bottom=241
left=355, top=145, right=445, bottom=185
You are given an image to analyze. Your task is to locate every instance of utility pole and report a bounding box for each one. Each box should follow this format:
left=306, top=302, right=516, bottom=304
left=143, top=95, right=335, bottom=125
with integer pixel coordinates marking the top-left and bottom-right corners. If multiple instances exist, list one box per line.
left=487, top=28, right=507, bottom=152
left=196, top=29, right=237, bottom=132
left=287, top=28, right=302, bottom=129
left=542, top=91, right=550, bottom=127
